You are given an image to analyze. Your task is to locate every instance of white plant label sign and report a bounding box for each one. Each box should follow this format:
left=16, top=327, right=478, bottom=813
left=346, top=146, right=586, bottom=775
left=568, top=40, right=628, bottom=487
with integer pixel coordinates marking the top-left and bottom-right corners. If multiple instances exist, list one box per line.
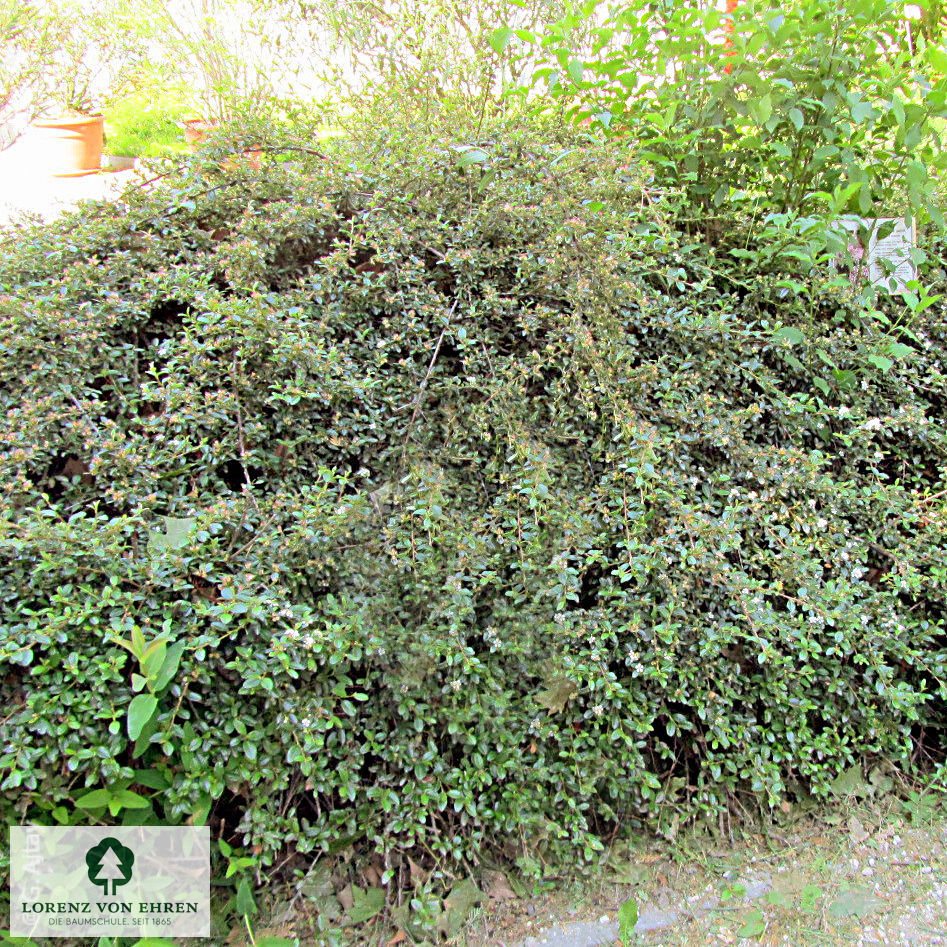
left=836, top=216, right=917, bottom=291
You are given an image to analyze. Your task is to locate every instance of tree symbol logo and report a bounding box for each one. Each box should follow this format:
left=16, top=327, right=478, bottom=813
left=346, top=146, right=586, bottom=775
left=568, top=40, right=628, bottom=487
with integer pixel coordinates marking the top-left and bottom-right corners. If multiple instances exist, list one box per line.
left=85, top=837, right=135, bottom=896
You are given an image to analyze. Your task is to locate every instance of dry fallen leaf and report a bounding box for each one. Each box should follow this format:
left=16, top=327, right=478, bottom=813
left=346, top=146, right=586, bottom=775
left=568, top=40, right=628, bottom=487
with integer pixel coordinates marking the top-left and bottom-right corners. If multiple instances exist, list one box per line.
left=408, top=857, right=427, bottom=887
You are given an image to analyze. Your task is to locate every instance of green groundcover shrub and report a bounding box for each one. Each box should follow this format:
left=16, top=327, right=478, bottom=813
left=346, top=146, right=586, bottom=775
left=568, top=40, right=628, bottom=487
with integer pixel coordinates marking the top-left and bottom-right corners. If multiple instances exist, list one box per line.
left=1, top=126, right=946, bottom=889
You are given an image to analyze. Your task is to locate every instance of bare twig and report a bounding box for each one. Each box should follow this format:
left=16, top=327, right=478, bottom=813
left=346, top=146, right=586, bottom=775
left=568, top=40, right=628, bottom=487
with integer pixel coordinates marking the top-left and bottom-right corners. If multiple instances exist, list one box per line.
left=230, top=354, right=261, bottom=514
left=401, top=297, right=459, bottom=459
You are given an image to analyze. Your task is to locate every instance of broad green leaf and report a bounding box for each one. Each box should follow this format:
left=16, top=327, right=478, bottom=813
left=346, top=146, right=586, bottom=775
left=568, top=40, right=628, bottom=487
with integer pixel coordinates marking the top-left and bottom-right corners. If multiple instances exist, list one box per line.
left=566, top=59, right=584, bottom=83
left=487, top=27, right=515, bottom=54
left=799, top=884, right=823, bottom=913
left=133, top=769, right=169, bottom=790
left=348, top=884, right=385, bottom=924
left=140, top=639, right=168, bottom=680
left=829, top=764, right=868, bottom=798
left=127, top=694, right=158, bottom=741
left=1, top=932, right=39, bottom=947
left=928, top=46, right=947, bottom=74
left=75, top=789, right=112, bottom=809
left=535, top=675, right=578, bottom=712
left=109, top=789, right=151, bottom=810
left=456, top=147, right=489, bottom=168
left=851, top=100, right=873, bottom=124
left=438, top=879, right=485, bottom=936
left=788, top=107, right=804, bottom=130
left=235, top=877, right=257, bottom=916
left=754, top=94, right=773, bottom=124
left=867, top=354, right=892, bottom=373
left=151, top=641, right=186, bottom=693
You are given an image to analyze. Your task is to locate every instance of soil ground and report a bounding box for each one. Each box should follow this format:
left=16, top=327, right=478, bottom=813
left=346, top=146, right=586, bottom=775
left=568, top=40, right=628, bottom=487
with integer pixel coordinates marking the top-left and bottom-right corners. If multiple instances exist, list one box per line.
left=469, top=794, right=947, bottom=947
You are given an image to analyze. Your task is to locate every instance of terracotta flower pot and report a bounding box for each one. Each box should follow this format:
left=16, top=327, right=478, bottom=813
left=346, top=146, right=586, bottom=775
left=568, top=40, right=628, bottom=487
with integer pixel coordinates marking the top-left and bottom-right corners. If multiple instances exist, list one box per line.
left=30, top=114, right=104, bottom=176
left=182, top=117, right=215, bottom=148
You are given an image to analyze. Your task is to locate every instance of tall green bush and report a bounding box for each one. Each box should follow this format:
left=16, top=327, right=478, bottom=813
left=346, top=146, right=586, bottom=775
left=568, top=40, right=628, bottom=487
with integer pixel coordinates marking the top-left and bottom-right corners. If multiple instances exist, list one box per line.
left=1, top=125, right=946, bottom=901
left=505, top=0, right=947, bottom=258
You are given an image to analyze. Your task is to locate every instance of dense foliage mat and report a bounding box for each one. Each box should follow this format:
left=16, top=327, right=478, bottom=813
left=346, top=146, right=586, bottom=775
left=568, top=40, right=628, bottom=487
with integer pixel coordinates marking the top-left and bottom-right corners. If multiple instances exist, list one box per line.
left=1, top=130, right=946, bottom=894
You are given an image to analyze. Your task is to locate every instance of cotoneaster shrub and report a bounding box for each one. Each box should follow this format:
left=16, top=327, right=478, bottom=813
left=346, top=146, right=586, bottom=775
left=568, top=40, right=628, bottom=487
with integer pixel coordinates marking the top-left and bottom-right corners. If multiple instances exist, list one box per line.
left=1, top=124, right=946, bottom=896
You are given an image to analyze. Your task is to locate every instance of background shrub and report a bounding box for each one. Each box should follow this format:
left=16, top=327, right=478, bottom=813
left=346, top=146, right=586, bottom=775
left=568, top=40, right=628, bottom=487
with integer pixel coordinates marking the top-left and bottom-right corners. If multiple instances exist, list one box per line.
left=1, top=124, right=946, bottom=898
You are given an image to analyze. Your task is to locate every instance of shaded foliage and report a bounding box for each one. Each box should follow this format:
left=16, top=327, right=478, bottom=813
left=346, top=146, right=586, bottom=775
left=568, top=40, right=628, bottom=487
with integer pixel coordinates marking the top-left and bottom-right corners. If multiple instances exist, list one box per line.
left=1, top=125, right=946, bottom=896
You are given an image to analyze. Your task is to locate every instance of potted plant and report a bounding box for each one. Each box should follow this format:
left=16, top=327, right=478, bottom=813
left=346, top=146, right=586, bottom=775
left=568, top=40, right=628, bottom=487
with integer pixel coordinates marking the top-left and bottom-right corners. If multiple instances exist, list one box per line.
left=159, top=0, right=281, bottom=167
left=30, top=99, right=105, bottom=177
left=27, top=0, right=143, bottom=175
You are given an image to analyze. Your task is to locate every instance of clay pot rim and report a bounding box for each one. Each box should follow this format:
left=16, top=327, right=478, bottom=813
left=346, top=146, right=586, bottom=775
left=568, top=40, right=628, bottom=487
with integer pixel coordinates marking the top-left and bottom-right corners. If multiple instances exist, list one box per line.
left=32, top=113, right=104, bottom=129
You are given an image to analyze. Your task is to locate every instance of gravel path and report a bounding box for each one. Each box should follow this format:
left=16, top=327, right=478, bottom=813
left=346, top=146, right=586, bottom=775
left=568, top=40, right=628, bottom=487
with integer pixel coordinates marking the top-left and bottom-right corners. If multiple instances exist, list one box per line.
left=482, top=810, right=947, bottom=946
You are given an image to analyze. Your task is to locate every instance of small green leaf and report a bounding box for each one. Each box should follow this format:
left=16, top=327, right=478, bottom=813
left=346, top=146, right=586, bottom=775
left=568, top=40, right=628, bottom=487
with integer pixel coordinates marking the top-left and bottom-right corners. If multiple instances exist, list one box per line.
left=127, top=694, right=158, bottom=741
left=867, top=354, right=892, bottom=373
left=147, top=516, right=197, bottom=554
left=773, top=326, right=805, bottom=346
left=736, top=907, right=766, bottom=938
left=828, top=886, right=880, bottom=919
left=788, top=107, right=804, bottom=130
